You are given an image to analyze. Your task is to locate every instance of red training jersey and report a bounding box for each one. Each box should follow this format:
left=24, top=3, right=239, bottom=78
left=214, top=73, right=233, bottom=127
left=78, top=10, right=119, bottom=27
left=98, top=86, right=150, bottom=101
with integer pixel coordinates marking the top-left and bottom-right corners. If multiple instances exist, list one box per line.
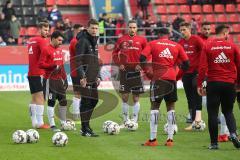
left=142, top=37, right=189, bottom=81
left=112, top=34, right=147, bottom=69
left=69, top=37, right=78, bottom=77
left=27, top=36, right=49, bottom=76
left=39, top=44, right=66, bottom=80
left=197, top=38, right=240, bottom=87
left=178, top=35, right=204, bottom=74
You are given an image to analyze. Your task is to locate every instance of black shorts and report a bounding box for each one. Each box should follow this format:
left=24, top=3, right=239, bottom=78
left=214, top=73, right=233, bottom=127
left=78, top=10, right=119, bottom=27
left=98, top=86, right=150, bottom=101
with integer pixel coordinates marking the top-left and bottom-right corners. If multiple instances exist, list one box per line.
left=28, top=76, right=43, bottom=94
left=150, top=80, right=177, bottom=103
left=43, top=79, right=66, bottom=102
left=71, top=76, right=81, bottom=92
left=119, top=70, right=144, bottom=94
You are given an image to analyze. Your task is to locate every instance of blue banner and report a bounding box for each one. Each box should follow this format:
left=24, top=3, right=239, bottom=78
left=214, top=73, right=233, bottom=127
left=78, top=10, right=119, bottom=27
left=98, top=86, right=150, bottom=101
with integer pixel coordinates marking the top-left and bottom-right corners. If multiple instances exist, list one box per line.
left=0, top=65, right=28, bottom=84
left=93, top=0, right=124, bottom=18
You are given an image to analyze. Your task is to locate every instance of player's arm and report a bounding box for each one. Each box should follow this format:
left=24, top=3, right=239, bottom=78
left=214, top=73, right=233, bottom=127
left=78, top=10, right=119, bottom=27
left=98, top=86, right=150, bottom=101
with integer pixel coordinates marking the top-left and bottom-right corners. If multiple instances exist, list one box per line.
left=140, top=43, right=153, bottom=79
left=197, top=45, right=208, bottom=96
left=178, top=45, right=190, bottom=71
left=112, top=38, right=121, bottom=65
left=75, top=39, right=87, bottom=79
left=39, top=48, right=56, bottom=69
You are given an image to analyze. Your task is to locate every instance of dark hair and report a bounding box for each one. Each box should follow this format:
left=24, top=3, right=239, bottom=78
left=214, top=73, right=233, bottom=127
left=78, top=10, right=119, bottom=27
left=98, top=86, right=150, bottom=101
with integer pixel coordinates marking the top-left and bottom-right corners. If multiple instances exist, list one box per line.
left=128, top=19, right=137, bottom=26
left=73, top=24, right=83, bottom=29
left=179, top=22, right=191, bottom=28
left=215, top=24, right=229, bottom=34
left=51, top=30, right=64, bottom=40
left=38, top=20, right=50, bottom=28
left=87, top=19, right=99, bottom=27
left=201, top=21, right=211, bottom=26
left=157, top=27, right=170, bottom=36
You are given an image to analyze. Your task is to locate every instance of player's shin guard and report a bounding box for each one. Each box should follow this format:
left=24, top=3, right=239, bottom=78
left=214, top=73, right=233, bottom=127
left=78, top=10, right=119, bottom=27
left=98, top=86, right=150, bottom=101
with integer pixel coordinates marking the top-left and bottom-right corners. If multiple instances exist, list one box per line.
left=150, top=110, right=159, bottom=140
left=47, top=106, right=55, bottom=127
left=29, top=104, right=37, bottom=127
left=59, top=105, right=67, bottom=124
left=220, top=113, right=229, bottom=135
left=133, top=102, right=140, bottom=123
left=36, top=105, right=44, bottom=127
left=167, top=110, right=176, bottom=140
left=122, top=102, right=129, bottom=122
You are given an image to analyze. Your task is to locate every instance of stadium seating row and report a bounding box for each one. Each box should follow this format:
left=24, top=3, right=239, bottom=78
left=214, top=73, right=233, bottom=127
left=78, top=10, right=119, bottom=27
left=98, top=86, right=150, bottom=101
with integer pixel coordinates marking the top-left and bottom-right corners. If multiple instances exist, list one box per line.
left=156, top=4, right=240, bottom=14
left=46, top=0, right=89, bottom=6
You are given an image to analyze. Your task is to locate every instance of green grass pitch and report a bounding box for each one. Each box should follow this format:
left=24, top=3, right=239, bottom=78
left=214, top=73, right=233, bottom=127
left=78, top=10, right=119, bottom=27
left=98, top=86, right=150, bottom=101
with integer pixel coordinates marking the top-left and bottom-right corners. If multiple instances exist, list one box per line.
left=0, top=90, right=239, bottom=160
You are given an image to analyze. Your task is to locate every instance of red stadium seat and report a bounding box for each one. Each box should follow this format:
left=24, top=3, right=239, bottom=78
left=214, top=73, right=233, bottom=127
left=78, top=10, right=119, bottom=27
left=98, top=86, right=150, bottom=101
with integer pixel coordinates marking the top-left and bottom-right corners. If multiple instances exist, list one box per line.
left=164, top=0, right=175, bottom=4
left=205, top=14, right=215, bottom=23
left=68, top=0, right=80, bottom=5
left=228, top=14, right=239, bottom=23
left=232, top=24, right=240, bottom=33
left=179, top=5, right=190, bottom=14
left=160, top=15, right=168, bottom=22
left=203, top=5, right=213, bottom=13
left=210, top=24, right=215, bottom=34
left=46, top=0, right=56, bottom=6
left=79, top=0, right=89, bottom=6
left=27, top=27, right=38, bottom=36
left=226, top=4, right=236, bottom=13
left=193, top=14, right=203, bottom=22
left=155, top=0, right=164, bottom=5
left=168, top=5, right=179, bottom=14
left=214, top=4, right=224, bottom=13
left=237, top=4, right=240, bottom=12
left=183, top=15, right=192, bottom=22
left=176, top=0, right=187, bottom=4
left=157, top=6, right=167, bottom=14
left=216, top=14, right=228, bottom=23
left=191, top=5, right=202, bottom=13
left=236, top=34, right=240, bottom=43
left=57, top=0, right=68, bottom=6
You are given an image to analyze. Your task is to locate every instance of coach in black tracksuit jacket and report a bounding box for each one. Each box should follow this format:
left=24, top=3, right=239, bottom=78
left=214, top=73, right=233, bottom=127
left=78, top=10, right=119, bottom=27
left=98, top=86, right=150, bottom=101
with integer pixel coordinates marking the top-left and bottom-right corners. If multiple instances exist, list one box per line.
left=75, top=19, right=100, bottom=137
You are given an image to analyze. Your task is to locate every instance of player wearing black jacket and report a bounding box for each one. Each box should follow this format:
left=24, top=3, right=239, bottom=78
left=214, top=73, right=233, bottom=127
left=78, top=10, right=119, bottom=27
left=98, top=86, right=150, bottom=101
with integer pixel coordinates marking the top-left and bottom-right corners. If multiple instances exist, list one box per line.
left=75, top=19, right=100, bottom=137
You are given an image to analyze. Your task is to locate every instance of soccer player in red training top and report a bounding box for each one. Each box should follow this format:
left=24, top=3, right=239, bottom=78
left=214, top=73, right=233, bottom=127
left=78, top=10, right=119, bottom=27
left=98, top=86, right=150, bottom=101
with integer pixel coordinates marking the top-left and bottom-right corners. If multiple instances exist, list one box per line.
left=112, top=20, right=147, bottom=126
left=39, top=31, right=68, bottom=132
left=178, top=22, right=205, bottom=130
left=69, top=24, right=84, bottom=120
left=197, top=25, right=240, bottom=150
left=140, top=28, right=189, bottom=146
left=27, top=20, right=50, bottom=129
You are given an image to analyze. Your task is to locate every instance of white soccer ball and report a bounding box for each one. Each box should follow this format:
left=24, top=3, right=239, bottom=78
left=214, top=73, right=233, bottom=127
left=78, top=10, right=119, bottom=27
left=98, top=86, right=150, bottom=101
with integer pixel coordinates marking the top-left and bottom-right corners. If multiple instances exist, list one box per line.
left=192, top=120, right=206, bottom=131
left=163, top=123, right=178, bottom=134
left=61, top=120, right=76, bottom=131
left=52, top=132, right=68, bottom=147
left=12, top=130, right=27, bottom=144
left=26, top=129, right=40, bottom=143
left=107, top=122, right=120, bottom=135
left=125, top=120, right=138, bottom=131
left=102, top=120, right=113, bottom=133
